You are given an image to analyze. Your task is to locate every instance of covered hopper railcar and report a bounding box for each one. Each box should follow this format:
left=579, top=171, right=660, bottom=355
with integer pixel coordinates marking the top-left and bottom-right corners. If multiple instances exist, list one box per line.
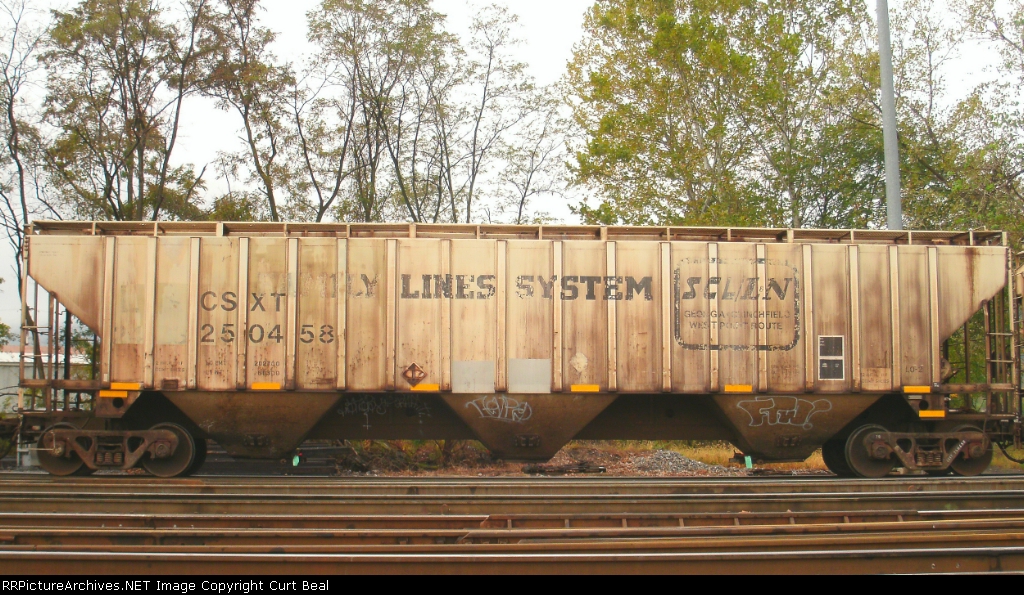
left=16, top=221, right=1022, bottom=477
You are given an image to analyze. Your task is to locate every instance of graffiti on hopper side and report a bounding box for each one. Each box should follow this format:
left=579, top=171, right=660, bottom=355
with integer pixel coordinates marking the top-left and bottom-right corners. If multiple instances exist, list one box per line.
left=337, top=395, right=431, bottom=430
left=736, top=397, right=832, bottom=430
left=466, top=396, right=533, bottom=424
left=337, top=394, right=431, bottom=418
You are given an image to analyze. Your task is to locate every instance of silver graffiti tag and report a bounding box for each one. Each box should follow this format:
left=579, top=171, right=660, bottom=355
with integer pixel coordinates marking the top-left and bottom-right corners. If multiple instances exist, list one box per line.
left=337, top=395, right=432, bottom=430
left=466, top=396, right=533, bottom=423
left=736, top=396, right=832, bottom=430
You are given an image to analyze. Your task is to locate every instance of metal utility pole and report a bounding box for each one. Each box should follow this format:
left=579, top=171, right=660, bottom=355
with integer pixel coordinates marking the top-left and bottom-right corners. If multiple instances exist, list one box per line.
left=878, top=0, right=903, bottom=230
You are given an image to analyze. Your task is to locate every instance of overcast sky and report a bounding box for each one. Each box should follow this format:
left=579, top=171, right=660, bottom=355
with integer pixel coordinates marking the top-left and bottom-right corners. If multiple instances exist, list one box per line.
left=1, top=0, right=599, bottom=329
left=0, top=0, right=1002, bottom=330
left=18, top=0, right=994, bottom=218
left=170, top=0, right=597, bottom=197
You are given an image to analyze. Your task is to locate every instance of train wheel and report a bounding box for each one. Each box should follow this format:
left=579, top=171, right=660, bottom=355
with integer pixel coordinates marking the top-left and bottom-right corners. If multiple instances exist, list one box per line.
left=949, top=425, right=992, bottom=477
left=142, top=423, right=195, bottom=478
left=821, top=440, right=854, bottom=477
left=36, top=423, right=86, bottom=476
left=186, top=437, right=208, bottom=476
left=845, top=424, right=895, bottom=478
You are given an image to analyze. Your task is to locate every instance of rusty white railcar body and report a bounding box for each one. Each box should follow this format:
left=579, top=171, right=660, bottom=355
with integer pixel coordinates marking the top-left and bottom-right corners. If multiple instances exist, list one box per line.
left=16, top=221, right=1021, bottom=477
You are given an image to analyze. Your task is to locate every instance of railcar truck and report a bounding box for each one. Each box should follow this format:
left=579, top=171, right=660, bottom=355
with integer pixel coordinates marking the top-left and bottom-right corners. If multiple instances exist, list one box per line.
left=15, top=222, right=1023, bottom=477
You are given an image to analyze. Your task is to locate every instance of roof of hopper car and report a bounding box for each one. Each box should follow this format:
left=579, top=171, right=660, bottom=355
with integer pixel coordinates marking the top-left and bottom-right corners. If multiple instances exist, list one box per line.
left=26, top=221, right=1006, bottom=246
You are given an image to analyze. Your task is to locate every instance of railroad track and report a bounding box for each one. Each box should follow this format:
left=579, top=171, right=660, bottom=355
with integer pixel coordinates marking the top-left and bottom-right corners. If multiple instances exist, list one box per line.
left=2, top=474, right=1024, bottom=514
left=1, top=474, right=1023, bottom=573
left=9, top=473, right=1024, bottom=494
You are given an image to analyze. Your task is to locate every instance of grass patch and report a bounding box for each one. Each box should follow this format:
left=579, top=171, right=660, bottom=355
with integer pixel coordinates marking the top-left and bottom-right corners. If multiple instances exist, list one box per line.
left=324, top=438, right=1019, bottom=476
left=992, top=445, right=1024, bottom=472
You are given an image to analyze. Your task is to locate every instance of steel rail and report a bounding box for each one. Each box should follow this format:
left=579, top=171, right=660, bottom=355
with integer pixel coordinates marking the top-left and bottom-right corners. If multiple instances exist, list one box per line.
left=0, top=546, right=1021, bottom=574
left=0, top=509, right=1022, bottom=530
left=1, top=489, right=1022, bottom=515
left=2, top=528, right=1022, bottom=553
left=2, top=475, right=1024, bottom=573
left=3, top=529, right=1024, bottom=557
left=1, top=518, right=1024, bottom=547
left=3, top=473, right=1024, bottom=496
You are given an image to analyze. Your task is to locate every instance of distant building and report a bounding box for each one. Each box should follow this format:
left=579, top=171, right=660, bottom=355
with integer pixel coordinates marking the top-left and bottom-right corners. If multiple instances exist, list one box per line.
left=0, top=346, right=92, bottom=414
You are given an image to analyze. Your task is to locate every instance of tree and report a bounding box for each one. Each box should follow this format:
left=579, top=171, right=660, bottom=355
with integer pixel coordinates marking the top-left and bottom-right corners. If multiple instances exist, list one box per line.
left=205, top=0, right=294, bottom=221
left=377, top=15, right=461, bottom=224
left=567, top=0, right=888, bottom=228
left=729, top=0, right=880, bottom=228
left=289, top=65, right=359, bottom=222
left=961, top=0, right=1024, bottom=80
left=496, top=93, right=566, bottom=224
left=303, top=0, right=554, bottom=225
left=566, top=0, right=1024, bottom=236
left=0, top=0, right=48, bottom=377
left=457, top=5, right=536, bottom=223
left=41, top=0, right=212, bottom=222
left=0, top=0, right=46, bottom=291
left=307, top=0, right=455, bottom=222
left=950, top=0, right=1024, bottom=238
left=889, top=0, right=1024, bottom=237
left=567, top=0, right=764, bottom=226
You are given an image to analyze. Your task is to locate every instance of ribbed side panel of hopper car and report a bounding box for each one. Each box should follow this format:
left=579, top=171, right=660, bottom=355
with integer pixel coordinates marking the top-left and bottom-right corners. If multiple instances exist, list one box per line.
left=23, top=224, right=1013, bottom=469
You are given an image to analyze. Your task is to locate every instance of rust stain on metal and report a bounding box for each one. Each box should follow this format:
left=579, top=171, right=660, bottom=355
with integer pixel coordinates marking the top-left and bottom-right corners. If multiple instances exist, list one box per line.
left=18, top=222, right=1018, bottom=474
left=402, top=363, right=427, bottom=387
